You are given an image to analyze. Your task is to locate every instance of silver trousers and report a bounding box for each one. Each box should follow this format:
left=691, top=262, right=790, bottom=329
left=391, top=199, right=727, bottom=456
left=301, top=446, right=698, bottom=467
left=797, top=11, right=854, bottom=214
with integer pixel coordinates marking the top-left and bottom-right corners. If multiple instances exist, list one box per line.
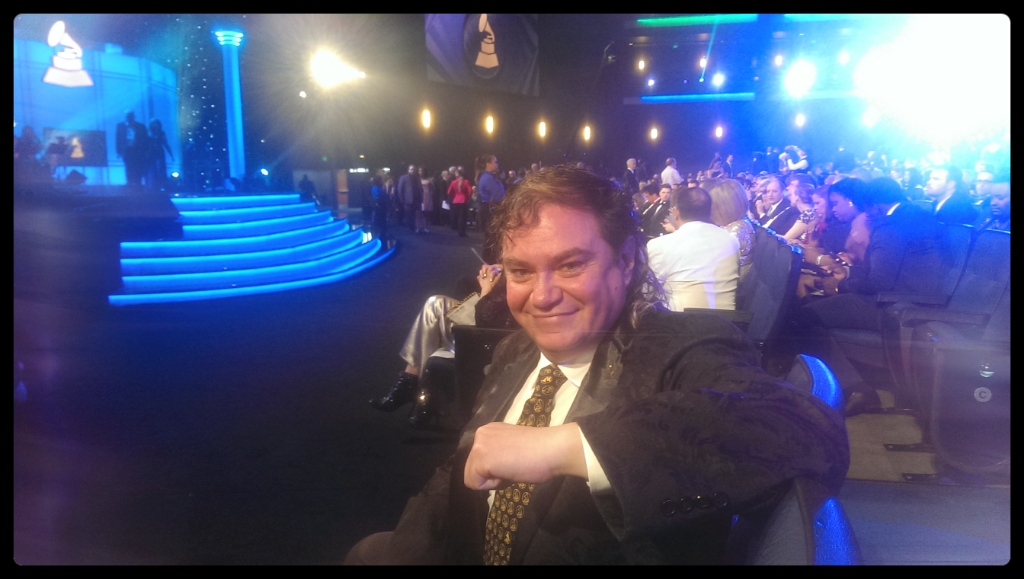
left=399, top=295, right=459, bottom=373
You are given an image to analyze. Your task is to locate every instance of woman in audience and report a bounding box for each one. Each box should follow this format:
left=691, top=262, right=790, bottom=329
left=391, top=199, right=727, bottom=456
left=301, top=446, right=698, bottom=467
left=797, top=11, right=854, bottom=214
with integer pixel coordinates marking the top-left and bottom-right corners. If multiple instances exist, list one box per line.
left=447, top=168, right=472, bottom=237
left=418, top=166, right=434, bottom=233
left=707, top=179, right=755, bottom=282
left=368, top=263, right=519, bottom=428
left=795, top=178, right=869, bottom=301
left=780, top=178, right=818, bottom=242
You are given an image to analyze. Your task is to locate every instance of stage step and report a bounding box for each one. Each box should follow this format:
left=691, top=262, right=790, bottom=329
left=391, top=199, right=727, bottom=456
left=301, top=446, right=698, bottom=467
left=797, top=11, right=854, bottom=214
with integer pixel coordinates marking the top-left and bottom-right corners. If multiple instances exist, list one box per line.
left=109, top=193, right=393, bottom=305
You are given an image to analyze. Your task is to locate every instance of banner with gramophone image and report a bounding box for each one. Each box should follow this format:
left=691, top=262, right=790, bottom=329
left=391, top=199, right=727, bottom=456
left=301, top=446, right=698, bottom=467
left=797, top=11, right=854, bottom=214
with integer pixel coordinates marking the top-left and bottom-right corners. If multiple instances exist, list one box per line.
left=425, top=14, right=539, bottom=97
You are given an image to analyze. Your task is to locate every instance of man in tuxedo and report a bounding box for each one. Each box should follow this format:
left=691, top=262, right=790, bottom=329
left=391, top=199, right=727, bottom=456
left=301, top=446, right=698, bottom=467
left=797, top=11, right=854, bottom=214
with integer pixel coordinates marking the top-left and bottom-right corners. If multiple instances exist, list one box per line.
left=346, top=166, right=848, bottom=564
left=758, top=176, right=799, bottom=235
left=640, top=184, right=671, bottom=241
left=115, top=111, right=149, bottom=191
left=926, top=166, right=979, bottom=226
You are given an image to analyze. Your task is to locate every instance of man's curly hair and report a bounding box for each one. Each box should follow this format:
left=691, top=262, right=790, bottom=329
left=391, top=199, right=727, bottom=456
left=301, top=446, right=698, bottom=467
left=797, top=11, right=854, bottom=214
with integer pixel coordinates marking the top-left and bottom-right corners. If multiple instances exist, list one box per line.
left=487, top=165, right=666, bottom=327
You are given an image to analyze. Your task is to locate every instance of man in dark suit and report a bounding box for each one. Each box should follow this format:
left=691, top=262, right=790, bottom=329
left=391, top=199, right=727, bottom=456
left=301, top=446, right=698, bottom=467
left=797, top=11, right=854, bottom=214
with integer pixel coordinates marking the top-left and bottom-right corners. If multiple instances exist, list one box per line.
left=115, top=111, right=149, bottom=191
left=621, top=158, right=640, bottom=196
left=346, top=166, right=849, bottom=564
left=397, top=164, right=424, bottom=232
left=926, top=166, right=979, bottom=225
left=758, top=175, right=799, bottom=235
left=640, top=184, right=672, bottom=241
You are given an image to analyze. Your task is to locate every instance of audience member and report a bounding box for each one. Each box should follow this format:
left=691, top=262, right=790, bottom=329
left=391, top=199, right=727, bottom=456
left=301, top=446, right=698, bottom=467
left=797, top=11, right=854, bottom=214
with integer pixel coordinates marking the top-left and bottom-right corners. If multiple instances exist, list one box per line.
left=368, top=263, right=519, bottom=427
left=648, top=187, right=739, bottom=311
left=447, top=168, right=473, bottom=237
left=926, top=166, right=979, bottom=225
left=707, top=179, right=755, bottom=282
left=622, top=158, right=640, bottom=195
left=418, top=166, right=434, bottom=233
left=398, top=165, right=423, bottom=232
left=758, top=176, right=800, bottom=235
left=975, top=169, right=1010, bottom=232
left=780, top=174, right=818, bottom=242
left=661, top=157, right=683, bottom=189
left=476, top=154, right=505, bottom=261
left=793, top=176, right=948, bottom=416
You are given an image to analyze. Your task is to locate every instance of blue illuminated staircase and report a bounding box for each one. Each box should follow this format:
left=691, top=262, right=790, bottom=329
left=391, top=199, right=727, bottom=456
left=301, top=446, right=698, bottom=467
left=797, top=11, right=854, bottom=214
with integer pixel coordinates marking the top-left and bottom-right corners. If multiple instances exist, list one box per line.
left=107, top=193, right=394, bottom=306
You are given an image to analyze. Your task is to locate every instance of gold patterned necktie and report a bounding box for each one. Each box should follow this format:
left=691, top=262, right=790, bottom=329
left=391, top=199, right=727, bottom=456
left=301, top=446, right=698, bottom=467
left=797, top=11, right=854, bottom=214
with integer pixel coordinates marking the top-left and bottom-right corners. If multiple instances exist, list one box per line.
left=483, top=364, right=567, bottom=565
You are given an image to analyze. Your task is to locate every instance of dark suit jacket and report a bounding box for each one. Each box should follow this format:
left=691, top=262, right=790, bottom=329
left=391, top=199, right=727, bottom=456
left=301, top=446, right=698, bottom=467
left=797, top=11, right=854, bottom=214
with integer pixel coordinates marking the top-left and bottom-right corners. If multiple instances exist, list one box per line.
left=934, top=192, right=980, bottom=226
left=622, top=169, right=639, bottom=194
left=760, top=199, right=799, bottom=236
left=397, top=173, right=423, bottom=206
left=641, top=200, right=671, bottom=240
left=115, top=120, right=148, bottom=159
left=839, top=202, right=949, bottom=296
left=390, top=309, right=849, bottom=564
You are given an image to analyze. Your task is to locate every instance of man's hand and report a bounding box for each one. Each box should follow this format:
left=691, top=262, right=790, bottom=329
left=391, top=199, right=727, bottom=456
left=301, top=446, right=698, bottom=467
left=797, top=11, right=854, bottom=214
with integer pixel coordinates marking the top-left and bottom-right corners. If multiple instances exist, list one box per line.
left=464, top=423, right=588, bottom=491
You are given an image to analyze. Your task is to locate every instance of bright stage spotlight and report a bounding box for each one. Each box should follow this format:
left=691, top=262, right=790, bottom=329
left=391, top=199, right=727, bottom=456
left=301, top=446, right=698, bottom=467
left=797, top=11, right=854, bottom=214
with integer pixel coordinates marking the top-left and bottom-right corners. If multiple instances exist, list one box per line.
left=712, top=73, right=724, bottom=87
left=583, top=125, right=591, bottom=141
left=650, top=127, right=658, bottom=140
left=538, top=121, right=546, bottom=138
left=715, top=126, right=723, bottom=138
left=774, top=54, right=783, bottom=67
left=421, top=109, right=431, bottom=129
left=784, top=60, right=817, bottom=98
left=638, top=59, right=645, bottom=70
left=485, top=115, right=494, bottom=134
left=310, top=49, right=365, bottom=89
left=853, top=14, right=1009, bottom=148
left=861, top=107, right=881, bottom=128
left=260, top=168, right=269, bottom=176
left=795, top=113, right=806, bottom=128
left=299, top=90, right=307, bottom=98
left=838, top=49, right=850, bottom=65
left=699, top=57, right=707, bottom=69
left=647, top=78, right=655, bottom=87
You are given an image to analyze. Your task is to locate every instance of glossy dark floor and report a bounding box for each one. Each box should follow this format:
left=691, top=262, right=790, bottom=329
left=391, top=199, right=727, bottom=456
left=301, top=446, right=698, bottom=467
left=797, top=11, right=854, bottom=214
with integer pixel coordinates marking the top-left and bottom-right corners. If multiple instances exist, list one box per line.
left=13, top=191, right=1009, bottom=565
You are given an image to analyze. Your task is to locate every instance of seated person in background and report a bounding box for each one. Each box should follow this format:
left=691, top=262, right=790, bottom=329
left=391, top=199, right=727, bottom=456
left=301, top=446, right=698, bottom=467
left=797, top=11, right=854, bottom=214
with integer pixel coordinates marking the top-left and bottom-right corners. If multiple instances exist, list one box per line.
left=798, top=177, right=868, bottom=294
left=974, top=169, right=1010, bottom=232
left=757, top=176, right=800, bottom=236
left=346, top=165, right=849, bottom=565
left=925, top=165, right=979, bottom=226
left=639, top=183, right=671, bottom=240
left=369, top=263, right=520, bottom=426
left=706, top=178, right=755, bottom=282
left=792, top=177, right=948, bottom=416
left=780, top=173, right=819, bottom=243
left=648, top=187, right=740, bottom=311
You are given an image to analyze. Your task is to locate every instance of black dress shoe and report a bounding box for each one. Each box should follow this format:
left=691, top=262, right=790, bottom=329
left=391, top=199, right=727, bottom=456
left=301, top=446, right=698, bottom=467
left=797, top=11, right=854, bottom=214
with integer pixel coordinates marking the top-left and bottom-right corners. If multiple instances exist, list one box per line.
left=369, top=372, right=418, bottom=412
left=844, top=388, right=882, bottom=417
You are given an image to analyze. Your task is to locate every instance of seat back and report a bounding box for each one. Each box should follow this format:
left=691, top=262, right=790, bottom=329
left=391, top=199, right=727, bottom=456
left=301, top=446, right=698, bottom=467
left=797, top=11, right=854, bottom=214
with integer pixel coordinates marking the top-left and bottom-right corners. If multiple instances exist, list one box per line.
left=451, top=326, right=516, bottom=422
left=785, top=354, right=845, bottom=416
left=946, top=229, right=1011, bottom=315
left=739, top=224, right=803, bottom=356
left=935, top=223, right=973, bottom=301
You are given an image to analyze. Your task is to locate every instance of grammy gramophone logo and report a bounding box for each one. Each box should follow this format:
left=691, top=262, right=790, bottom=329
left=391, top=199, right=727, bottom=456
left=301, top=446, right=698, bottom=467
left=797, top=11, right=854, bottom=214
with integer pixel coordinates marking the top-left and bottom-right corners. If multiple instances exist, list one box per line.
left=463, top=14, right=500, bottom=80
left=42, top=21, right=94, bottom=88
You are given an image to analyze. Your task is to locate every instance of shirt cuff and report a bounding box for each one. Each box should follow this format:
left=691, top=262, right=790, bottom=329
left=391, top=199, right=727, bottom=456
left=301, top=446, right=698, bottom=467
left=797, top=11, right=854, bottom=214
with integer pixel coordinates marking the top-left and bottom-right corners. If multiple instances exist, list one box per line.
left=579, top=428, right=612, bottom=494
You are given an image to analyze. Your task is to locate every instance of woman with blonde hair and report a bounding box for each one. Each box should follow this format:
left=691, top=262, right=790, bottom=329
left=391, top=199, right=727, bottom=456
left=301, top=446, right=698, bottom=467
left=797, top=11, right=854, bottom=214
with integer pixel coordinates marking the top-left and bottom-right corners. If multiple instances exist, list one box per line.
left=707, top=178, right=755, bottom=281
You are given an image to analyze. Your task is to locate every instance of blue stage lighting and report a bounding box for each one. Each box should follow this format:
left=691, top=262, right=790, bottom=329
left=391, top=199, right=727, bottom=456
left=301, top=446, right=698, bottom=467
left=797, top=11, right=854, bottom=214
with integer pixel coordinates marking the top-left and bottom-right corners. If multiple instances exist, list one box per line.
left=711, top=72, right=724, bottom=87
left=784, top=60, right=817, bottom=98
left=121, top=238, right=382, bottom=293
left=795, top=113, right=806, bottom=127
left=120, top=229, right=364, bottom=276
left=182, top=212, right=334, bottom=240
left=214, top=30, right=243, bottom=47
left=171, top=194, right=301, bottom=211
left=260, top=168, right=269, bottom=176
left=109, top=244, right=395, bottom=306
left=120, top=220, right=351, bottom=258
left=640, top=92, right=754, bottom=104
left=177, top=202, right=318, bottom=225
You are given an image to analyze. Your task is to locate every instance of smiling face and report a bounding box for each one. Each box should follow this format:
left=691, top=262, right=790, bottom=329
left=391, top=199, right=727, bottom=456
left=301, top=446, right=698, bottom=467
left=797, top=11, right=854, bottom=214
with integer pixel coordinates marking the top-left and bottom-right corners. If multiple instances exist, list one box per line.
left=502, top=204, right=633, bottom=363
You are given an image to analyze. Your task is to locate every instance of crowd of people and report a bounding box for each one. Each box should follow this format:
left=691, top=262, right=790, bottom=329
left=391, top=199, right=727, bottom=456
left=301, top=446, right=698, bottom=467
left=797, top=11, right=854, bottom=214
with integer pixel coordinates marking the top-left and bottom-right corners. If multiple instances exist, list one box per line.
left=368, top=144, right=1010, bottom=428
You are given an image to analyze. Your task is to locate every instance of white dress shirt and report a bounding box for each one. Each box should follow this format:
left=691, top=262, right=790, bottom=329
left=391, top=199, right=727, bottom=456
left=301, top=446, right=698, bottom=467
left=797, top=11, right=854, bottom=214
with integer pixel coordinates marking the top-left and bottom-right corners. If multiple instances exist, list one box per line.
left=487, top=349, right=611, bottom=511
left=661, top=165, right=683, bottom=188
left=647, top=220, right=740, bottom=311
